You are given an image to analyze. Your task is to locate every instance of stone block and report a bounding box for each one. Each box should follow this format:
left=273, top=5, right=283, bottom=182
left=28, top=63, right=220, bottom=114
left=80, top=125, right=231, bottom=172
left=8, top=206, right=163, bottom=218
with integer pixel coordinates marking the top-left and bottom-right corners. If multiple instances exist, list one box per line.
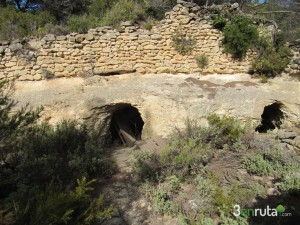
left=85, top=34, right=94, bottom=41
left=75, top=34, right=85, bottom=43
left=43, top=34, right=56, bottom=41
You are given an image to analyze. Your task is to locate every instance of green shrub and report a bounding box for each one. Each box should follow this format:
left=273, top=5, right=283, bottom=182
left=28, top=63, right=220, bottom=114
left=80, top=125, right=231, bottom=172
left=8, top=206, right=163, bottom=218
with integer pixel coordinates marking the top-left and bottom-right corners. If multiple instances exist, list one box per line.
left=219, top=210, right=248, bottom=225
left=195, top=53, right=209, bottom=69
left=144, top=0, right=177, bottom=20
left=133, top=151, right=162, bottom=181
left=153, top=188, right=177, bottom=215
left=251, top=36, right=292, bottom=77
left=88, top=0, right=117, bottom=18
left=278, top=176, right=300, bottom=193
left=242, top=155, right=274, bottom=176
left=214, top=183, right=238, bottom=214
left=0, top=7, right=55, bottom=40
left=223, top=16, right=259, bottom=58
left=101, top=0, right=146, bottom=28
left=161, top=140, right=212, bottom=179
left=194, top=176, right=215, bottom=205
left=260, top=74, right=268, bottom=83
left=207, top=114, right=246, bottom=147
left=67, top=14, right=99, bottom=33
left=171, top=31, right=196, bottom=54
left=39, top=23, right=70, bottom=36
left=213, top=16, right=227, bottom=30
left=165, top=175, right=180, bottom=195
left=142, top=16, right=155, bottom=30
left=9, top=177, right=112, bottom=225
left=0, top=119, right=117, bottom=196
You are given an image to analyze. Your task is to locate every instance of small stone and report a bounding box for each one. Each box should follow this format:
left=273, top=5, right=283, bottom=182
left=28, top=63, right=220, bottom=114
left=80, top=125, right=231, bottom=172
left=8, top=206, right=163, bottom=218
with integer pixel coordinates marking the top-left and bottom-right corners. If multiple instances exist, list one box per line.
left=157, top=67, right=170, bottom=73
left=33, top=74, right=42, bottom=81
left=9, top=43, right=22, bottom=52
left=85, top=33, right=94, bottom=41
left=121, top=21, right=132, bottom=27
left=69, top=37, right=76, bottom=42
left=232, top=3, right=239, bottom=9
left=75, top=34, right=85, bottom=43
left=19, top=75, right=34, bottom=81
left=267, top=188, right=276, bottom=196
left=151, top=34, right=162, bottom=40
left=43, top=34, right=56, bottom=41
left=56, top=36, right=66, bottom=41
left=102, top=47, right=111, bottom=53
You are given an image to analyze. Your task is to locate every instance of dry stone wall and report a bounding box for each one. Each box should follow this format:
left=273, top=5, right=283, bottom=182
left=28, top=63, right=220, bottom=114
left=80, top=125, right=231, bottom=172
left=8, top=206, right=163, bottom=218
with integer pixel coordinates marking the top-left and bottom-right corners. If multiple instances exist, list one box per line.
left=1, top=1, right=253, bottom=81
left=284, top=43, right=300, bottom=77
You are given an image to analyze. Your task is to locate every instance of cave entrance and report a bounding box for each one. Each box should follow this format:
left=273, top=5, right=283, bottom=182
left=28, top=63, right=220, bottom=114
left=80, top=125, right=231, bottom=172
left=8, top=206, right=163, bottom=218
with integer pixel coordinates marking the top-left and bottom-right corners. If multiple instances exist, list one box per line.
left=109, top=105, right=144, bottom=147
left=255, top=102, right=284, bottom=133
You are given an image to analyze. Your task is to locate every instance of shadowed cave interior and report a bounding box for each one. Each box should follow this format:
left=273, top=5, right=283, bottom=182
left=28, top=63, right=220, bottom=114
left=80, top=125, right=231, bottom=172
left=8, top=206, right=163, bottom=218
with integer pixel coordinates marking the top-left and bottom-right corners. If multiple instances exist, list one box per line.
left=255, top=102, right=284, bottom=133
left=109, top=105, right=144, bottom=147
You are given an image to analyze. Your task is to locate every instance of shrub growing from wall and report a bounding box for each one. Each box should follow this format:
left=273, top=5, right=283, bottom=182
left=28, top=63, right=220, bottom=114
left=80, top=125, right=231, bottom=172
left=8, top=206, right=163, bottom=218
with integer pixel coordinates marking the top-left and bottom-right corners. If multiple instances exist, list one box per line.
left=222, top=16, right=259, bottom=58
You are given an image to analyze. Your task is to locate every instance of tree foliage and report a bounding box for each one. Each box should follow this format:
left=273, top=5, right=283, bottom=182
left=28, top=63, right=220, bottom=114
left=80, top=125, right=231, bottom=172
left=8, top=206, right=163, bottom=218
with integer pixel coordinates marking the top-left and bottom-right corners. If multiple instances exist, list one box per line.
left=223, top=16, right=259, bottom=58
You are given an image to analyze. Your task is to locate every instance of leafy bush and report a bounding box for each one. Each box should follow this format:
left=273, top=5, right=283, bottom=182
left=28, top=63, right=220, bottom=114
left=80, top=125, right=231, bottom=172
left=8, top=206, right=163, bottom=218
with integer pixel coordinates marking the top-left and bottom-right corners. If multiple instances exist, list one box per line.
left=144, top=0, right=177, bottom=20
left=222, top=16, right=259, bottom=58
left=161, top=139, right=212, bottom=179
left=88, top=0, right=117, bottom=18
left=0, top=6, right=55, bottom=40
left=278, top=176, right=300, bottom=193
left=133, top=151, right=162, bottom=181
left=242, top=155, right=274, bottom=176
left=8, top=177, right=112, bottom=225
left=171, top=31, right=196, bottom=54
left=0, top=82, right=116, bottom=197
left=101, top=0, right=146, bottom=28
left=165, top=175, right=180, bottom=195
left=207, top=114, right=246, bottom=147
left=251, top=36, right=292, bottom=77
left=153, top=188, right=177, bottom=215
left=213, top=16, right=227, bottom=30
left=219, top=210, right=248, bottom=225
left=142, top=16, right=155, bottom=30
left=195, top=53, right=209, bottom=69
left=67, top=14, right=99, bottom=33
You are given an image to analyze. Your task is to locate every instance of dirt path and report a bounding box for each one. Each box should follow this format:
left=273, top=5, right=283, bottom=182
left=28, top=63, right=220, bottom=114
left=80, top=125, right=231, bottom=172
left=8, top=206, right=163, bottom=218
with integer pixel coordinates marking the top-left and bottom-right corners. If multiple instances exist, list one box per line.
left=97, top=146, right=157, bottom=225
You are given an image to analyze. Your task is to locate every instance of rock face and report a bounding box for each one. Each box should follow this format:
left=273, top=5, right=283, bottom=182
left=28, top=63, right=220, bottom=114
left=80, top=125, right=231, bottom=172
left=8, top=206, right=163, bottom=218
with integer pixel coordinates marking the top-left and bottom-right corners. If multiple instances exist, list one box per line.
left=0, top=3, right=254, bottom=81
left=11, top=74, right=300, bottom=140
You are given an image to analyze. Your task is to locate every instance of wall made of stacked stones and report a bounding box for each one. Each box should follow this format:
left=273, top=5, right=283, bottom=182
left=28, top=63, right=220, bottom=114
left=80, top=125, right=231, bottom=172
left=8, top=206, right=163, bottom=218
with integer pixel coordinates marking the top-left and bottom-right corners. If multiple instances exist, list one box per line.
left=0, top=2, right=252, bottom=81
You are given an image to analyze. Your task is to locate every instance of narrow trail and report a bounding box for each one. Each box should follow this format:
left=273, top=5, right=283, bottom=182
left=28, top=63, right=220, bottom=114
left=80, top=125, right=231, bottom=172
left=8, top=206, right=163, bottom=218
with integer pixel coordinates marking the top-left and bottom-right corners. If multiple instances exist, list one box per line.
left=97, top=135, right=179, bottom=225
left=97, top=146, right=162, bottom=225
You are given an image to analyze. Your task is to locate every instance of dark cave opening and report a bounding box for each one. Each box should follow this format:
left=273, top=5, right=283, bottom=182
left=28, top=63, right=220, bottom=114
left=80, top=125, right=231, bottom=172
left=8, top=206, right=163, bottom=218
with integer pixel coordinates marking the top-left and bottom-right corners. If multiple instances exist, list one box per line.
left=109, top=105, right=144, bottom=147
left=255, top=102, right=284, bottom=133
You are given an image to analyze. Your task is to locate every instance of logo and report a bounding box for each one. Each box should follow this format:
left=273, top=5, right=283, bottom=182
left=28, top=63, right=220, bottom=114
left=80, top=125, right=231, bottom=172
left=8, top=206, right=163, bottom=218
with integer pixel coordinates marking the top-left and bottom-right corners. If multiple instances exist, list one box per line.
left=233, top=204, right=292, bottom=217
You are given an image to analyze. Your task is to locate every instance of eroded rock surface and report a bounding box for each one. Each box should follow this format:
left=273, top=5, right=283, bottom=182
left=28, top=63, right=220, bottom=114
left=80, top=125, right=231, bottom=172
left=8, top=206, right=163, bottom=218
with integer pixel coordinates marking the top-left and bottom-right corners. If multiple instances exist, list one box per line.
left=12, top=74, right=300, bottom=139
